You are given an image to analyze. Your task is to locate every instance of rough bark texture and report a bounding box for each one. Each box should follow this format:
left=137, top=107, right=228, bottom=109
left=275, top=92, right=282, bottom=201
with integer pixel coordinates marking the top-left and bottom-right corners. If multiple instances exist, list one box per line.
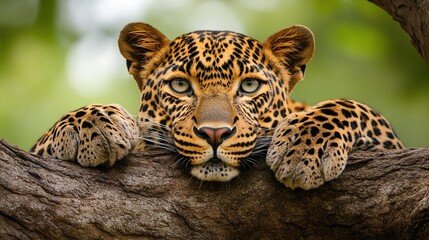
left=1, top=2, right=429, bottom=239
left=369, top=0, right=429, bottom=65
left=0, top=139, right=428, bottom=239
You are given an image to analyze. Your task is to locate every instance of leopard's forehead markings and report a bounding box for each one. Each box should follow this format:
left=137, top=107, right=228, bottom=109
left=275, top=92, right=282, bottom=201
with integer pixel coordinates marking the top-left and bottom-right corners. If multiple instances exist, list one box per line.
left=166, top=30, right=265, bottom=88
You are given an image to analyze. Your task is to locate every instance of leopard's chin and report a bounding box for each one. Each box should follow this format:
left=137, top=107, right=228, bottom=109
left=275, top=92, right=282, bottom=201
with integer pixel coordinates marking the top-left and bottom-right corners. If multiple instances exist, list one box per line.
left=190, top=159, right=240, bottom=182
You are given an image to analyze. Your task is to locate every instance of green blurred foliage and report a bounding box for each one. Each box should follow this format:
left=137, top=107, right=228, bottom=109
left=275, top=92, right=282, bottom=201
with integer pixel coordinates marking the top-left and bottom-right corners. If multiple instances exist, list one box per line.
left=0, top=0, right=428, bottom=150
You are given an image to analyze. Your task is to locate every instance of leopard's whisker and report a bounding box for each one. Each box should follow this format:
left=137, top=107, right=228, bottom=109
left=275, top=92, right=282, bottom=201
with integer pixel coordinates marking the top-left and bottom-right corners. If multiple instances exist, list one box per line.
left=139, top=137, right=176, bottom=152
left=141, top=132, right=175, bottom=144
left=198, top=179, right=204, bottom=189
left=143, top=145, right=175, bottom=152
left=250, top=147, right=268, bottom=156
left=237, top=175, right=245, bottom=184
left=173, top=155, right=189, bottom=168
left=242, top=157, right=258, bottom=168
left=187, top=175, right=195, bottom=185
left=139, top=136, right=174, bottom=146
left=223, top=181, right=231, bottom=192
left=139, top=117, right=172, bottom=131
left=246, top=157, right=259, bottom=166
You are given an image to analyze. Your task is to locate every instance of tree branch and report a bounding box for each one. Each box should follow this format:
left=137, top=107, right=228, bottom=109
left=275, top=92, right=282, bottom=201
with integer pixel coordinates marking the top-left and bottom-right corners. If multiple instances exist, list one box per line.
left=369, top=0, right=429, bottom=65
left=2, top=3, right=429, bottom=238
left=0, top=139, right=428, bottom=239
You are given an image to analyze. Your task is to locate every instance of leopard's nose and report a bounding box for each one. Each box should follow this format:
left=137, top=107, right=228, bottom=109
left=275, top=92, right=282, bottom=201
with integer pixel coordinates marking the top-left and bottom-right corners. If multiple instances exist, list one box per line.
left=194, top=127, right=235, bottom=150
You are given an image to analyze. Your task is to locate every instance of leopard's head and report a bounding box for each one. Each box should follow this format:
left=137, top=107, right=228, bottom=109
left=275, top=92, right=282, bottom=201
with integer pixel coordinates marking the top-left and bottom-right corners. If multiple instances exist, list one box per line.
left=118, top=22, right=314, bottom=181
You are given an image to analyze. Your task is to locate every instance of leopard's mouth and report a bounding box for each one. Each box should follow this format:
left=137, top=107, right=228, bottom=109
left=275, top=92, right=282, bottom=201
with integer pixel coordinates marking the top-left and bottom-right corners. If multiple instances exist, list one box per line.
left=189, top=158, right=240, bottom=182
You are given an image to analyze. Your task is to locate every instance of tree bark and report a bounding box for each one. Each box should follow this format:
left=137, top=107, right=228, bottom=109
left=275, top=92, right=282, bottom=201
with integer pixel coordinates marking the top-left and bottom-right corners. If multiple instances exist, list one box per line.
left=369, top=0, right=429, bottom=65
left=0, top=139, right=428, bottom=239
left=1, top=2, right=429, bottom=239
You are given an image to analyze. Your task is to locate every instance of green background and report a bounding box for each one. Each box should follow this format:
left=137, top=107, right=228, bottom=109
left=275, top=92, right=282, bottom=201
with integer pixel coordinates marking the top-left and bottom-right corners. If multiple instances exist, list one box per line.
left=1, top=0, right=428, bottom=150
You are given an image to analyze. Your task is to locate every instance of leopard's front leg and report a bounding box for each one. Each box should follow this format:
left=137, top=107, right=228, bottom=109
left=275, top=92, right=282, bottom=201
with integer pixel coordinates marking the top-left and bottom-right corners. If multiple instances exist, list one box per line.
left=30, top=104, right=139, bottom=167
left=267, top=99, right=404, bottom=190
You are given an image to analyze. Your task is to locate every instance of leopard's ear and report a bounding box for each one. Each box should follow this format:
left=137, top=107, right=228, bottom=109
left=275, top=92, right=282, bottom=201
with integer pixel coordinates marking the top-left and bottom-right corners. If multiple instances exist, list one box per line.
left=118, top=22, right=170, bottom=90
left=263, top=25, right=314, bottom=93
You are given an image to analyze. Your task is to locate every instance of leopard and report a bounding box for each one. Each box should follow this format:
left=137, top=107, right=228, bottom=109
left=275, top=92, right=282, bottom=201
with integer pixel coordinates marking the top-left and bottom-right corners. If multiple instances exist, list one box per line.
left=30, top=22, right=404, bottom=190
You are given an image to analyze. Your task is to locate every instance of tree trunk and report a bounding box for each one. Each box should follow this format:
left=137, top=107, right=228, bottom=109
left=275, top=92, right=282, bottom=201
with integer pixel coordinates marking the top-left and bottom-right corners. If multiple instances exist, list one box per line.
left=1, top=2, right=429, bottom=239
left=0, top=139, right=428, bottom=239
left=369, top=0, right=429, bottom=65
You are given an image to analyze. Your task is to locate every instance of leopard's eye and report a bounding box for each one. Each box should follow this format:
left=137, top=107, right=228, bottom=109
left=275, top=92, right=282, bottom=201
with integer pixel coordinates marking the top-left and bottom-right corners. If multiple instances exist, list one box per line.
left=169, top=78, right=191, bottom=94
left=240, top=78, right=261, bottom=94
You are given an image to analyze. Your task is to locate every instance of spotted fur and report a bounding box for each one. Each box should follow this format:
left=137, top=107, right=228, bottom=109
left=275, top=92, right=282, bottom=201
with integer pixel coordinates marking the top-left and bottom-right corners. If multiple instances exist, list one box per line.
left=31, top=22, right=404, bottom=189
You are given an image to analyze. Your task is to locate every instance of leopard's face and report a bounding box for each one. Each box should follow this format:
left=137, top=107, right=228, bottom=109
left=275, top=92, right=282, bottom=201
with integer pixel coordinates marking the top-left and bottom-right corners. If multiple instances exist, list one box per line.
left=119, top=23, right=314, bottom=181
left=151, top=31, right=289, bottom=181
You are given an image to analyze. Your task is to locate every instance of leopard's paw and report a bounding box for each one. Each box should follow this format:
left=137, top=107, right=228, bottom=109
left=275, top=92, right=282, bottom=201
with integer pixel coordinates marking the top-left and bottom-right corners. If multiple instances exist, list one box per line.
left=266, top=113, right=350, bottom=190
left=31, top=104, right=138, bottom=167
